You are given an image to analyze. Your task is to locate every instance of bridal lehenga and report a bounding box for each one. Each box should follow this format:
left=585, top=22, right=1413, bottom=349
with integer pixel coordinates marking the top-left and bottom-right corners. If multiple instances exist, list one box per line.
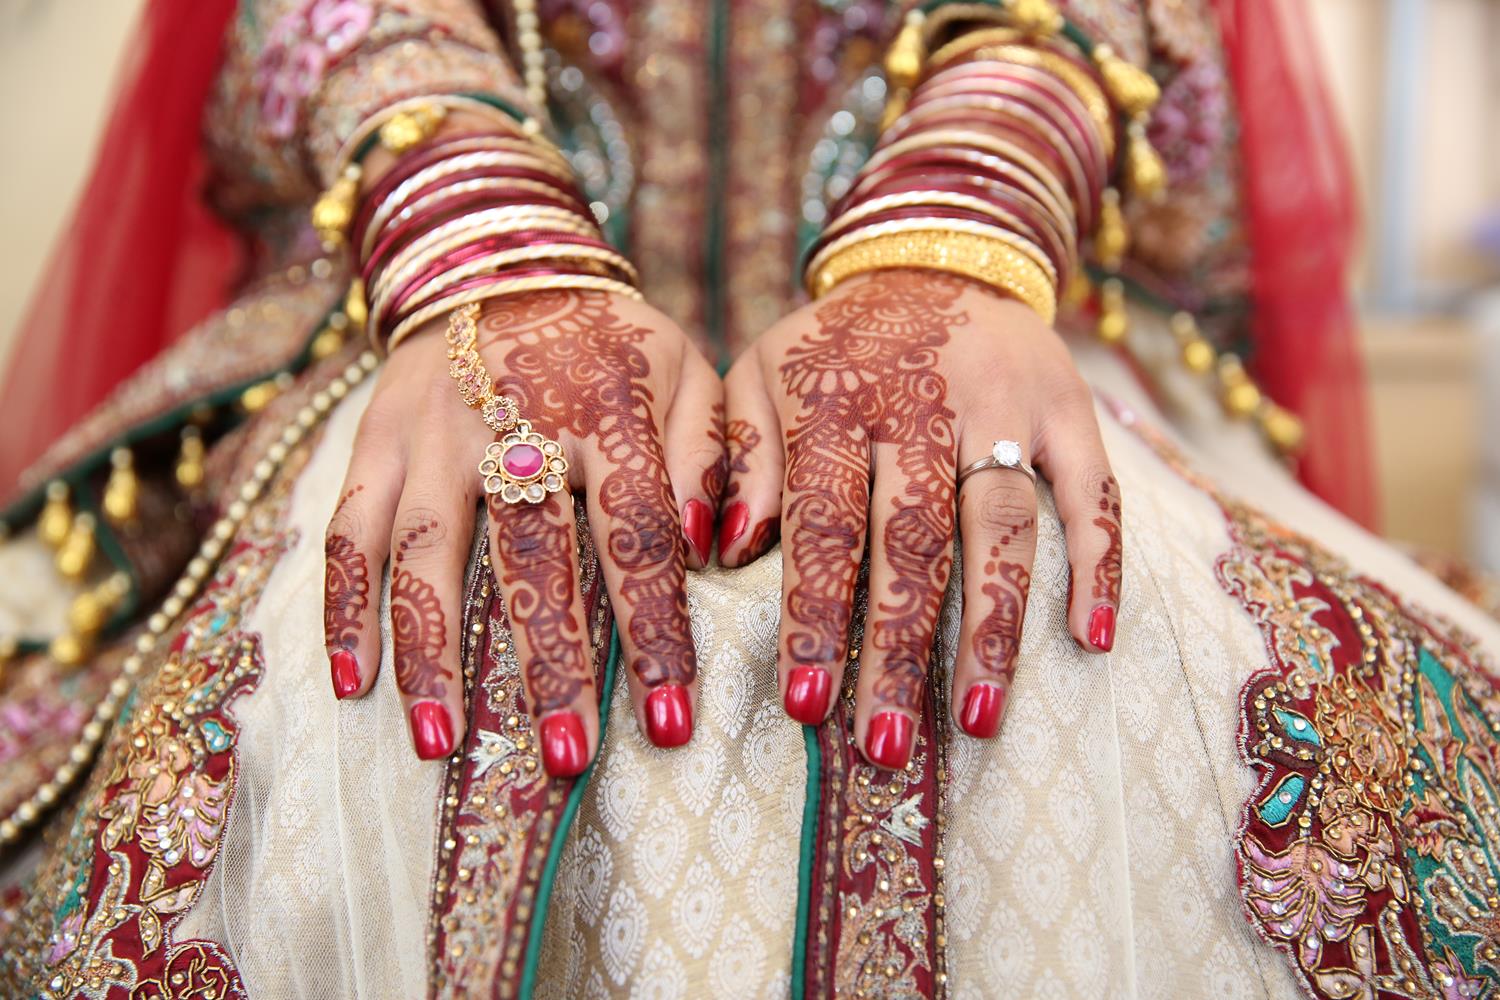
left=3, top=1, right=1500, bottom=998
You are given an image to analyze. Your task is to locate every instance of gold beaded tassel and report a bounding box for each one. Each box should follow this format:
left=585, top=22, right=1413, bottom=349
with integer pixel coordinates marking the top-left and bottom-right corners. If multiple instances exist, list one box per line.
left=55, top=512, right=96, bottom=582
left=38, top=481, right=73, bottom=549
left=0, top=351, right=382, bottom=848
left=50, top=572, right=131, bottom=668
left=102, top=447, right=139, bottom=527
left=176, top=427, right=206, bottom=492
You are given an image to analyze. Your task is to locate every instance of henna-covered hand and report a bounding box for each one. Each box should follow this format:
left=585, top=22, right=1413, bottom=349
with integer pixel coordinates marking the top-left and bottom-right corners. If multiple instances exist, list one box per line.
left=323, top=290, right=723, bottom=770
left=723, top=269, right=1122, bottom=768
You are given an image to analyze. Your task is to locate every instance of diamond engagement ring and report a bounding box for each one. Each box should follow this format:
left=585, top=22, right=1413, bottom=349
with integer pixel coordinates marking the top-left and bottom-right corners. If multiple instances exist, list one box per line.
left=957, top=440, right=1037, bottom=485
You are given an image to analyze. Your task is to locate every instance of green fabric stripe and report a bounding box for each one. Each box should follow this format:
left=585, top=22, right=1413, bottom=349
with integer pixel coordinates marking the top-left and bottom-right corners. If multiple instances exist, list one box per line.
left=790, top=723, right=822, bottom=1000
left=518, top=624, right=620, bottom=999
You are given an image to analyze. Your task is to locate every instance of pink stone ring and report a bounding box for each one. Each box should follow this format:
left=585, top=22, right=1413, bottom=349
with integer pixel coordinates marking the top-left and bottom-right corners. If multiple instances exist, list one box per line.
left=479, top=420, right=570, bottom=504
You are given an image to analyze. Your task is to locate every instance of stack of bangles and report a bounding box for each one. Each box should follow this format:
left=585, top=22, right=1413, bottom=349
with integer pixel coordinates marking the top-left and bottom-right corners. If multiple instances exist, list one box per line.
left=805, top=21, right=1134, bottom=324
left=315, top=97, right=642, bottom=503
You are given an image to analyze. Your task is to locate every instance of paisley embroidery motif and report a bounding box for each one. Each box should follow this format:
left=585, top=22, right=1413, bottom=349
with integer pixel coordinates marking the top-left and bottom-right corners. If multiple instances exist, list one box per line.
left=1117, top=403, right=1500, bottom=1000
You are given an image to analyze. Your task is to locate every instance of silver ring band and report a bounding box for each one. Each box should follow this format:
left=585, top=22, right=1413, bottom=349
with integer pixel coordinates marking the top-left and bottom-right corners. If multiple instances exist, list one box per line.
left=958, top=440, right=1037, bottom=485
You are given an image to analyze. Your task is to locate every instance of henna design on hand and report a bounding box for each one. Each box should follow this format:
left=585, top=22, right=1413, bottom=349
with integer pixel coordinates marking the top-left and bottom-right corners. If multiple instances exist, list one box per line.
left=476, top=291, right=695, bottom=690
left=971, top=512, right=1034, bottom=681
left=722, top=417, right=779, bottom=558
left=487, top=493, right=590, bottom=713
left=1091, top=474, right=1122, bottom=603
left=324, top=485, right=369, bottom=652
left=323, top=534, right=369, bottom=652
left=701, top=401, right=729, bottom=505
left=777, top=272, right=965, bottom=708
left=390, top=517, right=451, bottom=699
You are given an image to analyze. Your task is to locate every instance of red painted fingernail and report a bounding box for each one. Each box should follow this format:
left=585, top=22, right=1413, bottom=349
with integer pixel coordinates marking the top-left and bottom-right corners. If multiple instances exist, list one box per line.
left=784, top=665, right=832, bottom=725
left=866, top=712, right=914, bottom=770
left=409, top=701, right=455, bottom=760
left=645, top=684, right=693, bottom=748
left=682, top=499, right=712, bottom=564
left=718, top=501, right=750, bottom=557
left=540, top=712, right=590, bottom=777
left=330, top=648, right=361, bottom=700
left=1088, top=604, right=1116, bottom=652
left=960, top=683, right=1005, bottom=738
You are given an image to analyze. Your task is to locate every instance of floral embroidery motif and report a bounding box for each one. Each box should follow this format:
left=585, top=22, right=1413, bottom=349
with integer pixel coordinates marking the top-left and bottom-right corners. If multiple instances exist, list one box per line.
left=430, top=524, right=612, bottom=998
left=256, top=0, right=374, bottom=137
left=24, top=454, right=305, bottom=998
left=1117, top=404, right=1500, bottom=1000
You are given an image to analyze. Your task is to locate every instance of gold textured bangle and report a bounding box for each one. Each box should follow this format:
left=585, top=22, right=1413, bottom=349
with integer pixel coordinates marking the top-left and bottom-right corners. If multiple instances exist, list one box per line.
left=809, top=230, right=1057, bottom=323
left=806, top=217, right=1060, bottom=291
left=385, top=275, right=643, bottom=353
left=326, top=94, right=538, bottom=186
left=821, top=190, right=1059, bottom=271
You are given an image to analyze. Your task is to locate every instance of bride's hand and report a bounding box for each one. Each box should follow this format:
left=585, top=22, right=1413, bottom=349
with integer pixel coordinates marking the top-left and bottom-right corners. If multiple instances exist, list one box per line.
left=721, top=269, right=1121, bottom=769
left=323, top=291, right=724, bottom=771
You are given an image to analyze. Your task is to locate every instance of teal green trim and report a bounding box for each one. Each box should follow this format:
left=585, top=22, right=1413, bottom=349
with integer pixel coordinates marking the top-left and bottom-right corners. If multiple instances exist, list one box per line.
left=790, top=722, right=822, bottom=1000
left=518, top=625, right=621, bottom=999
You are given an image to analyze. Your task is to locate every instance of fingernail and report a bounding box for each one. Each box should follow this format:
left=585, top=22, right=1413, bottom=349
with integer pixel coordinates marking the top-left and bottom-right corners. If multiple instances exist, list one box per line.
left=330, top=648, right=361, bottom=700
left=718, top=501, right=750, bottom=556
left=784, top=665, right=832, bottom=725
left=409, top=701, right=455, bottom=760
left=644, top=684, right=692, bottom=748
left=682, top=499, right=713, bottom=565
left=539, top=712, right=590, bottom=777
left=1088, top=604, right=1116, bottom=652
left=866, top=711, right=914, bottom=770
left=959, top=683, right=1004, bottom=738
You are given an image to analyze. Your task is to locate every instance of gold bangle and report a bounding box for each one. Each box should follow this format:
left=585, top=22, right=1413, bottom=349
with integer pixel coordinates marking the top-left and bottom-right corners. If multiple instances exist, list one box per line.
left=822, top=189, right=1058, bottom=267
left=810, top=217, right=1056, bottom=290
left=883, top=95, right=1096, bottom=226
left=385, top=275, right=643, bottom=353
left=378, top=205, right=598, bottom=286
left=928, top=31, right=1114, bottom=152
left=809, top=230, right=1057, bottom=324
left=396, top=244, right=639, bottom=317
left=812, top=213, right=1058, bottom=288
left=863, top=130, right=1076, bottom=235
left=326, top=94, right=537, bottom=187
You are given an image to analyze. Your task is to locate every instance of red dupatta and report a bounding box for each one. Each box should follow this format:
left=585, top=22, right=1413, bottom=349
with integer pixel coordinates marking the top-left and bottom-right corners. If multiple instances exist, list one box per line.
left=1213, top=0, right=1378, bottom=527
left=0, top=0, right=243, bottom=496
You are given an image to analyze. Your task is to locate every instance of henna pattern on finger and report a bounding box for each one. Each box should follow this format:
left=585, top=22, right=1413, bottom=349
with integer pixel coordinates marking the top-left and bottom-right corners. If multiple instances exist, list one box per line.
left=323, top=486, right=369, bottom=652
left=323, top=535, right=369, bottom=651
left=1091, top=474, right=1123, bottom=603
left=476, top=291, right=695, bottom=690
left=487, top=492, right=591, bottom=713
left=721, top=418, right=779, bottom=561
left=778, top=272, right=965, bottom=709
left=390, top=517, right=452, bottom=699
left=971, top=512, right=1035, bottom=681
left=701, top=401, right=729, bottom=506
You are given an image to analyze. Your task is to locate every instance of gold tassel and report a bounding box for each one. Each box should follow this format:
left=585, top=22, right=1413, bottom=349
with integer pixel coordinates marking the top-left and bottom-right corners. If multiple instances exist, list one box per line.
left=1061, top=269, right=1093, bottom=310
left=1259, top=403, right=1306, bottom=454
left=176, top=428, right=206, bottom=491
left=1093, top=44, right=1160, bottom=117
left=49, top=632, right=87, bottom=668
left=1096, top=278, right=1128, bottom=345
left=345, top=277, right=369, bottom=331
left=881, top=12, right=926, bottom=131
left=1095, top=188, right=1129, bottom=270
left=102, top=447, right=138, bottom=526
left=311, top=164, right=363, bottom=248
left=1125, top=122, right=1167, bottom=201
left=378, top=104, right=446, bottom=154
left=1170, top=312, right=1216, bottom=373
left=39, top=481, right=72, bottom=549
left=56, top=512, right=96, bottom=581
left=1217, top=355, right=1262, bottom=418
left=1009, top=0, right=1063, bottom=37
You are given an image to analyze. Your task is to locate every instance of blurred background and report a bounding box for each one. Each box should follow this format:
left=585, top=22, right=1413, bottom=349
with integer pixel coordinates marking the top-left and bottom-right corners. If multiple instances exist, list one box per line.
left=1, top=0, right=1498, bottom=568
